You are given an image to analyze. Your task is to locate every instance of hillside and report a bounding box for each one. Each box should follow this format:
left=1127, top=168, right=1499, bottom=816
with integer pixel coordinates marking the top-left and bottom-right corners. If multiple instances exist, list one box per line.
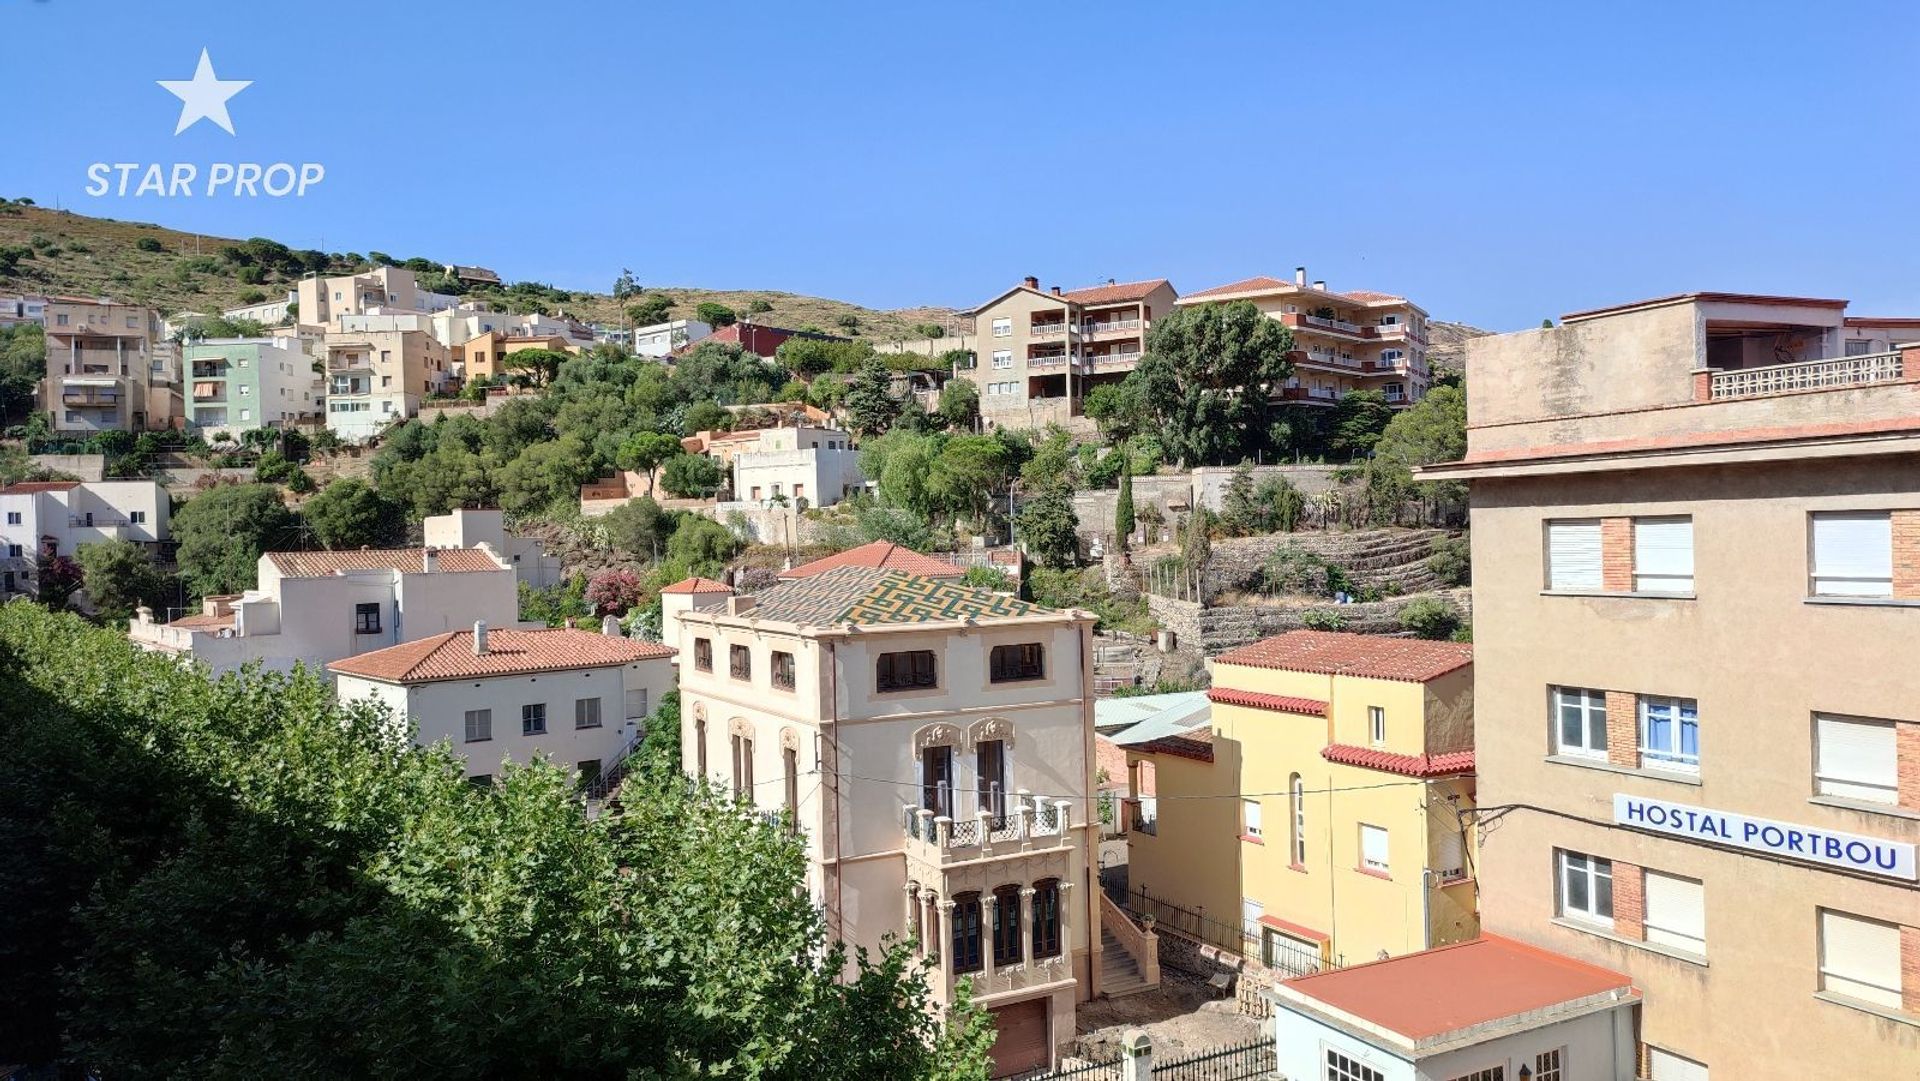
left=1425, top=319, right=1493, bottom=375
left=0, top=203, right=955, bottom=341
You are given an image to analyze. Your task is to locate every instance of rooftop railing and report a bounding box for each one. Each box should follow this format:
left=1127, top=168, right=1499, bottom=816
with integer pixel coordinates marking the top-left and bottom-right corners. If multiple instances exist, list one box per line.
left=1707, top=350, right=1906, bottom=401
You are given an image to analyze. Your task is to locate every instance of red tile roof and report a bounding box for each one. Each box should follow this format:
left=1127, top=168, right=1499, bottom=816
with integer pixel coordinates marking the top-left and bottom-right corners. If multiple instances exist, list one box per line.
left=329, top=628, right=673, bottom=684
left=1340, top=289, right=1406, bottom=304
left=660, top=576, right=733, bottom=595
left=1181, top=276, right=1292, bottom=301
left=779, top=541, right=963, bottom=580
left=266, top=548, right=506, bottom=578
left=1281, top=935, right=1636, bottom=1041
left=1321, top=744, right=1475, bottom=777
left=1135, top=727, right=1215, bottom=763
left=0, top=481, right=82, bottom=494
left=1215, top=631, right=1472, bottom=683
left=167, top=612, right=234, bottom=631
left=1060, top=278, right=1170, bottom=305
left=1205, top=687, right=1328, bottom=716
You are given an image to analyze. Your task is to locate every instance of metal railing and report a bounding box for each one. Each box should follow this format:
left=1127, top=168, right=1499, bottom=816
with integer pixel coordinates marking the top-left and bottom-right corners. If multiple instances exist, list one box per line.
left=1303, top=314, right=1364, bottom=334
left=1709, top=350, right=1905, bottom=400
left=1152, top=1039, right=1275, bottom=1080
left=1029, top=323, right=1073, bottom=338
left=1082, top=318, right=1140, bottom=335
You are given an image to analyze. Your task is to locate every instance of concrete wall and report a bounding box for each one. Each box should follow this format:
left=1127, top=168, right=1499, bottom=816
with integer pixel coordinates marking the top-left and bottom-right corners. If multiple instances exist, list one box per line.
left=1270, top=997, right=1636, bottom=1081
left=1072, top=466, right=1344, bottom=538
left=27, top=453, right=105, bottom=481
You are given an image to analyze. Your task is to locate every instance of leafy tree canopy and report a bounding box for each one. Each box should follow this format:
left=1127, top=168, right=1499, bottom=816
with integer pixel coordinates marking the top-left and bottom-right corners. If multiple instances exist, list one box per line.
left=172, top=483, right=298, bottom=598
left=1133, top=301, right=1293, bottom=467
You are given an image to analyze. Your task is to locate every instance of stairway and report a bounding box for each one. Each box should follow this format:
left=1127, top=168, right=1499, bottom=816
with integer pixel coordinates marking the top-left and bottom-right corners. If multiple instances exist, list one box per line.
left=1100, top=929, right=1152, bottom=998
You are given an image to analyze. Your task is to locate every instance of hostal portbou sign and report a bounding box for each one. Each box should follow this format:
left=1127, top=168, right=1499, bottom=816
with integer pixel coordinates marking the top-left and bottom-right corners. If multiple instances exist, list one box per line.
left=1614, top=795, right=1916, bottom=881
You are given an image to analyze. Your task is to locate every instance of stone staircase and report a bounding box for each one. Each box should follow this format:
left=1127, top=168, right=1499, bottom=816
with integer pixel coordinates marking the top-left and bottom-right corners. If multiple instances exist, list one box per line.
left=1100, top=928, right=1153, bottom=998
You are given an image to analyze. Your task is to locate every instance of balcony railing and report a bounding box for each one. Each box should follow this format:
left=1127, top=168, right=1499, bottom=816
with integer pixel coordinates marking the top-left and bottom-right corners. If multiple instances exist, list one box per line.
left=1083, top=318, right=1140, bottom=335
left=901, top=792, right=1073, bottom=861
left=1090, top=350, right=1142, bottom=368
left=1027, top=353, right=1082, bottom=369
left=1708, top=351, right=1906, bottom=400
left=1029, top=322, right=1074, bottom=338
left=61, top=389, right=121, bottom=407
left=1303, top=314, right=1364, bottom=334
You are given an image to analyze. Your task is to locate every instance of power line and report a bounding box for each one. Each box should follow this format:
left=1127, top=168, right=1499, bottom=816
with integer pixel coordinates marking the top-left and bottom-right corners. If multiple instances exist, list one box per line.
left=828, top=768, right=1438, bottom=805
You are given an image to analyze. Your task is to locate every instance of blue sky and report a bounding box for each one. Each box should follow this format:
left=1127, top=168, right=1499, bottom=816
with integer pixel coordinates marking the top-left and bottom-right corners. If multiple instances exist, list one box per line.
left=9, top=0, right=1920, bottom=329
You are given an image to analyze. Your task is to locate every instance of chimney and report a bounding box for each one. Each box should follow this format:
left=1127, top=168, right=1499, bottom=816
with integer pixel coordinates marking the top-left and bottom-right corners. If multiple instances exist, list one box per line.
left=472, top=620, right=488, bottom=656
left=1023, top=275, right=1039, bottom=290
left=601, top=614, right=621, bottom=636
left=1312, top=280, right=1327, bottom=291
left=422, top=547, right=437, bottom=573
left=727, top=595, right=757, bottom=617
left=1051, top=285, right=1062, bottom=296
left=1295, top=266, right=1307, bottom=286
left=564, top=617, right=577, bottom=629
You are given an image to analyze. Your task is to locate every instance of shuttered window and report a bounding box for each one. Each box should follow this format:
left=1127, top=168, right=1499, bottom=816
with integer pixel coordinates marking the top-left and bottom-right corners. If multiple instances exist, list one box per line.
left=1432, top=822, right=1467, bottom=882
left=1646, top=1047, right=1710, bottom=1081
left=1242, top=798, right=1263, bottom=839
left=1546, top=519, right=1603, bottom=590
left=1818, top=909, right=1902, bottom=1009
left=1360, top=824, right=1390, bottom=873
left=1810, top=512, right=1892, bottom=597
left=1642, top=871, right=1706, bottom=955
left=1633, top=517, right=1694, bottom=593
left=624, top=688, right=649, bottom=720
left=1814, top=716, right=1898, bottom=804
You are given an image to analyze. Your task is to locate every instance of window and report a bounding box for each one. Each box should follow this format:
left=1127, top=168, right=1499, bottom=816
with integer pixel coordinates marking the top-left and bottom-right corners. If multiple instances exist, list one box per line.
left=1818, top=908, right=1902, bottom=1009
left=1814, top=715, right=1898, bottom=804
left=1545, top=519, right=1603, bottom=589
left=6, top=544, right=18, bottom=558
left=991, top=317, right=1011, bottom=337
left=1553, top=687, right=1608, bottom=759
left=1639, top=696, right=1700, bottom=772
left=1810, top=512, right=1892, bottom=597
left=992, top=349, right=1012, bottom=369
left=521, top=703, right=547, bottom=736
left=129, top=510, right=146, bottom=524
left=1845, top=339, right=1876, bottom=357
left=1533, top=1049, right=1564, bottom=1081
left=1359, top=824, right=1389, bottom=874
left=624, top=687, right=648, bottom=720
left=575, top=697, right=602, bottom=729
left=1446, top=1070, right=1504, bottom=1081
left=1242, top=798, right=1263, bottom=839
left=989, top=643, right=1045, bottom=682
left=951, top=893, right=984, bottom=973
left=1367, top=706, right=1386, bottom=746
left=469, top=773, right=492, bottom=788
left=694, top=637, right=712, bottom=672
left=1632, top=516, right=1694, bottom=593
left=1031, top=879, right=1062, bottom=958
left=1241, top=897, right=1264, bottom=941
left=729, top=644, right=751, bottom=680
left=695, top=714, right=708, bottom=776
left=1325, top=1049, right=1385, bottom=1081
left=1289, top=774, right=1306, bottom=864
left=771, top=650, right=796, bottom=691
left=1645, top=1047, right=1708, bottom=1081
left=463, top=708, right=492, bottom=743
left=730, top=730, right=755, bottom=795
left=921, top=745, right=954, bottom=817
left=977, top=738, right=1006, bottom=825
left=991, top=885, right=1022, bottom=966
left=1642, top=870, right=1706, bottom=955
left=354, top=602, right=381, bottom=634
left=5, top=512, right=18, bottom=524
left=876, top=650, right=936, bottom=692
left=783, top=745, right=799, bottom=828
left=1556, top=850, right=1612, bottom=924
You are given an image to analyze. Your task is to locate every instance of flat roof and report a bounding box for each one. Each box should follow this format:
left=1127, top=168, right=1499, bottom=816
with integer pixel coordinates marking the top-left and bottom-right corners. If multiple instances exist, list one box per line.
left=1561, top=291, right=1849, bottom=323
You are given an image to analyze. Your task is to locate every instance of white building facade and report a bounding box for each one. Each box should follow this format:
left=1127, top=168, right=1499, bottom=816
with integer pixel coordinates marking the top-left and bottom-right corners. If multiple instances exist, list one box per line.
left=729, top=425, right=863, bottom=508
left=1, top=479, right=170, bottom=598
left=422, top=506, right=562, bottom=589
left=634, top=319, right=712, bottom=358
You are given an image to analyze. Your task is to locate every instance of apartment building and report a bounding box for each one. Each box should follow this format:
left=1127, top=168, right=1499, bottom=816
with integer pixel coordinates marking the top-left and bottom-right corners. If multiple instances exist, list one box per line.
left=295, top=266, right=456, bottom=330
left=458, top=330, right=578, bottom=383
left=1418, top=291, right=1920, bottom=1080
left=0, top=292, right=48, bottom=327
left=0, top=479, right=169, bottom=598
left=40, top=298, right=179, bottom=432
left=220, top=291, right=297, bottom=327
left=730, top=423, right=864, bottom=508
left=331, top=621, right=675, bottom=785
left=1124, top=632, right=1477, bottom=981
left=421, top=506, right=561, bottom=589
left=673, top=567, right=1144, bottom=1076
left=128, top=545, right=518, bottom=675
left=321, top=327, right=452, bottom=441
left=959, top=277, right=1177, bottom=430
left=1177, top=267, right=1431, bottom=408
left=634, top=318, right=712, bottom=358
left=182, top=336, right=322, bottom=433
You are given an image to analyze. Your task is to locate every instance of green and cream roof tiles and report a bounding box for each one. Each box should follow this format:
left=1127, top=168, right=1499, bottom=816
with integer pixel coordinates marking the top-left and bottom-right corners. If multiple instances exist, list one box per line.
left=740, top=566, right=1050, bottom=627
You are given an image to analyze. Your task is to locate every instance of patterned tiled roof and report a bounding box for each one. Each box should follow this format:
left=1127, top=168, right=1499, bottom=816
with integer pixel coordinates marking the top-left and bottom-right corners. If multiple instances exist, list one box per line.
left=741, top=566, right=1046, bottom=627
left=660, top=576, right=733, bottom=595
left=1206, top=688, right=1329, bottom=716
left=329, top=628, right=673, bottom=684
left=266, top=548, right=506, bottom=578
left=1215, top=631, right=1472, bottom=684
left=1060, top=278, right=1170, bottom=305
left=779, top=541, right=963, bottom=580
left=1320, top=744, right=1475, bottom=777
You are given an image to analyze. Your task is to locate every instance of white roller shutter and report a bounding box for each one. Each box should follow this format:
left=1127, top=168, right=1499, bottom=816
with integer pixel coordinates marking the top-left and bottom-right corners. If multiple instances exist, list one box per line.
left=1634, top=517, right=1694, bottom=593
left=1811, top=512, right=1892, bottom=597
left=1815, top=716, right=1897, bottom=803
left=1820, top=909, right=1902, bottom=1009
left=1547, top=520, right=1603, bottom=589
left=1647, top=1047, right=1710, bottom=1081
left=1642, top=871, right=1706, bottom=955
left=1432, top=823, right=1466, bottom=881
left=1360, top=824, right=1390, bottom=872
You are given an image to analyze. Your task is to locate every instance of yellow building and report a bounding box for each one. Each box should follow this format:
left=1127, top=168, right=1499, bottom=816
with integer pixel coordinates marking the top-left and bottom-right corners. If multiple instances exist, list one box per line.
left=1125, top=630, right=1477, bottom=978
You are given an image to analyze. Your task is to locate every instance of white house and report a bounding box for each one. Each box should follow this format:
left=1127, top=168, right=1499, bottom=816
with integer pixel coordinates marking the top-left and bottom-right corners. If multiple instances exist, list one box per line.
left=0, top=292, right=49, bottom=327
left=220, top=291, right=297, bottom=327
left=730, top=424, right=864, bottom=508
left=128, top=546, right=518, bottom=675
left=1, top=479, right=170, bottom=598
left=330, top=621, right=676, bottom=786
left=633, top=319, right=711, bottom=358
left=1267, top=935, right=1641, bottom=1081
left=422, top=506, right=562, bottom=589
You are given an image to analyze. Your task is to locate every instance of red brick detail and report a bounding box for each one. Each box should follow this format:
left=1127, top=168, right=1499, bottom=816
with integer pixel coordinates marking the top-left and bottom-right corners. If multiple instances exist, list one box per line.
left=1900, top=926, right=1920, bottom=1015
left=1899, top=723, right=1920, bottom=813
left=1600, top=517, right=1634, bottom=591
left=1606, top=691, right=1640, bottom=769
left=1893, top=510, right=1920, bottom=599
left=1611, top=862, right=1645, bottom=941
left=1691, top=369, right=1712, bottom=402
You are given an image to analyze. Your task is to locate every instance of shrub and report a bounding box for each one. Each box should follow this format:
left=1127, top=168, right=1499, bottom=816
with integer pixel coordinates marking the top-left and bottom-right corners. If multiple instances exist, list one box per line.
left=1427, top=534, right=1471, bottom=586
left=1261, top=545, right=1351, bottom=597
left=135, top=236, right=164, bottom=252
left=1300, top=608, right=1347, bottom=631
left=1399, top=596, right=1464, bottom=640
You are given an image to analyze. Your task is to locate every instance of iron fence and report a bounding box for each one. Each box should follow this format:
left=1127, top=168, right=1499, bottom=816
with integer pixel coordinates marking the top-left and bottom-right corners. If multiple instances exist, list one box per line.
left=1152, top=1038, right=1275, bottom=1080
left=1003, top=1056, right=1122, bottom=1081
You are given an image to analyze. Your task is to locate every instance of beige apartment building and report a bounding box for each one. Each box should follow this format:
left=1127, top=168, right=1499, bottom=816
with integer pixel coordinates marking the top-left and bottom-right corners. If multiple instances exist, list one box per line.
left=673, top=567, right=1155, bottom=1077
left=1179, top=267, right=1432, bottom=408
left=41, top=298, right=179, bottom=432
left=321, top=327, right=451, bottom=441
left=959, top=276, right=1177, bottom=431
left=1421, top=292, right=1920, bottom=1080
left=295, top=266, right=453, bottom=329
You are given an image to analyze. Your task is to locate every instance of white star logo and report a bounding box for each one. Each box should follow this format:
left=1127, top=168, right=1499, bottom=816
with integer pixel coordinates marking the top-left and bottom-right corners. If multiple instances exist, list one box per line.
left=157, top=49, right=251, bottom=136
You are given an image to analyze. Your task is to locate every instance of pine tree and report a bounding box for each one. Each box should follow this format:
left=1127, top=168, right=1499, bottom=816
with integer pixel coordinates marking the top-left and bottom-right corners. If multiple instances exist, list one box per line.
left=1114, top=455, right=1135, bottom=551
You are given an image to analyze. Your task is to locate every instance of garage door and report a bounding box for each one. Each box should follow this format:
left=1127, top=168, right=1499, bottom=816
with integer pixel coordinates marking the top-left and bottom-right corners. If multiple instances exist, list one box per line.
left=987, top=998, right=1051, bottom=1078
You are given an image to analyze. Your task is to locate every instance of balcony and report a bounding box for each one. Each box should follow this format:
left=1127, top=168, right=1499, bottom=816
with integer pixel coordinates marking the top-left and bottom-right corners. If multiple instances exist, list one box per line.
left=1705, top=350, right=1905, bottom=401
left=1083, top=318, right=1141, bottom=337
left=1029, top=322, right=1077, bottom=339
left=901, top=792, right=1075, bottom=866
left=191, top=382, right=226, bottom=403
left=1283, top=312, right=1375, bottom=339
left=61, top=384, right=122, bottom=408
left=1089, top=349, right=1142, bottom=370
left=1027, top=352, right=1083, bottom=370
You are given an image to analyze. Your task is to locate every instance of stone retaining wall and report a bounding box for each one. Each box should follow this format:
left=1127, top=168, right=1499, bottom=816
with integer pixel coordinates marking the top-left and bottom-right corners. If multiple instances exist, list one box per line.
left=1147, top=588, right=1472, bottom=654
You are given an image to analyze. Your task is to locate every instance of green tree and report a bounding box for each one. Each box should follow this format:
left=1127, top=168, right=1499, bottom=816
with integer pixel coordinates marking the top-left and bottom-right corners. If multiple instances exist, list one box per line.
left=844, top=358, right=900, bottom=437
left=1083, top=378, right=1147, bottom=443
left=1331, top=389, right=1395, bottom=461
left=616, top=430, right=683, bottom=496
left=0, top=324, right=47, bottom=422
left=302, top=478, right=396, bottom=550
left=925, top=434, right=1012, bottom=526
left=1427, top=533, right=1471, bottom=586
left=695, top=301, right=738, bottom=328
left=503, top=347, right=569, bottom=387
left=935, top=378, right=978, bottom=431
left=1015, top=486, right=1079, bottom=568
left=74, top=539, right=165, bottom=623
left=666, top=515, right=742, bottom=574
left=682, top=399, right=730, bottom=435
left=172, top=483, right=298, bottom=598
left=627, top=292, right=672, bottom=325
left=602, top=496, right=675, bottom=560
left=660, top=453, right=724, bottom=498
left=1134, top=301, right=1293, bottom=466
left=1114, top=455, right=1135, bottom=549
left=1364, top=384, right=1468, bottom=524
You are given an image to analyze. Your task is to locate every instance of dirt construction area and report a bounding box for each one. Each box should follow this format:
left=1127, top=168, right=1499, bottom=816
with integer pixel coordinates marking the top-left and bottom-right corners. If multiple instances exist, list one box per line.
left=1067, top=970, right=1266, bottom=1061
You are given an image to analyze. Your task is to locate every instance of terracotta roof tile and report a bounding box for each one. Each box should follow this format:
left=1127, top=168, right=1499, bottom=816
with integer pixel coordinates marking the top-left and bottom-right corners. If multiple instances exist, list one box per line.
left=1321, top=744, right=1475, bottom=777
left=166, top=612, right=234, bottom=631
left=1059, top=278, right=1169, bottom=305
left=660, top=576, right=733, bottom=595
left=1135, top=728, right=1215, bottom=763
left=266, top=548, right=506, bottom=578
left=1205, top=688, right=1328, bottom=716
left=0, top=481, right=82, bottom=494
left=1341, top=289, right=1406, bottom=304
left=1181, top=276, right=1292, bottom=301
left=779, top=541, right=964, bottom=580
left=329, top=628, right=673, bottom=684
left=1215, top=631, right=1471, bottom=683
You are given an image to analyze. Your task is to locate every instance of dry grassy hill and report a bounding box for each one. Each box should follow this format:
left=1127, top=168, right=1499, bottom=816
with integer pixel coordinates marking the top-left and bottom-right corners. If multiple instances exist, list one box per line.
left=1426, top=320, right=1493, bottom=375
left=0, top=203, right=955, bottom=341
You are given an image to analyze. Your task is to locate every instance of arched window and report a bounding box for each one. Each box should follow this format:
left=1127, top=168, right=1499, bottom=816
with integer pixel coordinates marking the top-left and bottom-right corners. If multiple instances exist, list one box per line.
left=1030, top=879, right=1061, bottom=959
left=951, top=893, right=984, bottom=974
left=1289, top=773, right=1306, bottom=865
left=694, top=711, right=708, bottom=777
left=992, top=884, right=1023, bottom=966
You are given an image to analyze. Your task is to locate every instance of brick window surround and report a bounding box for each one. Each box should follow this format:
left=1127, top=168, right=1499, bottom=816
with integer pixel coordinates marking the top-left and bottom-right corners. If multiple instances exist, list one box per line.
left=1904, top=925, right=1920, bottom=1014
left=1611, top=862, right=1645, bottom=941
left=1600, top=517, right=1635, bottom=592
left=1902, top=724, right=1920, bottom=812
left=1895, top=509, right=1920, bottom=598
left=1605, top=691, right=1640, bottom=769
